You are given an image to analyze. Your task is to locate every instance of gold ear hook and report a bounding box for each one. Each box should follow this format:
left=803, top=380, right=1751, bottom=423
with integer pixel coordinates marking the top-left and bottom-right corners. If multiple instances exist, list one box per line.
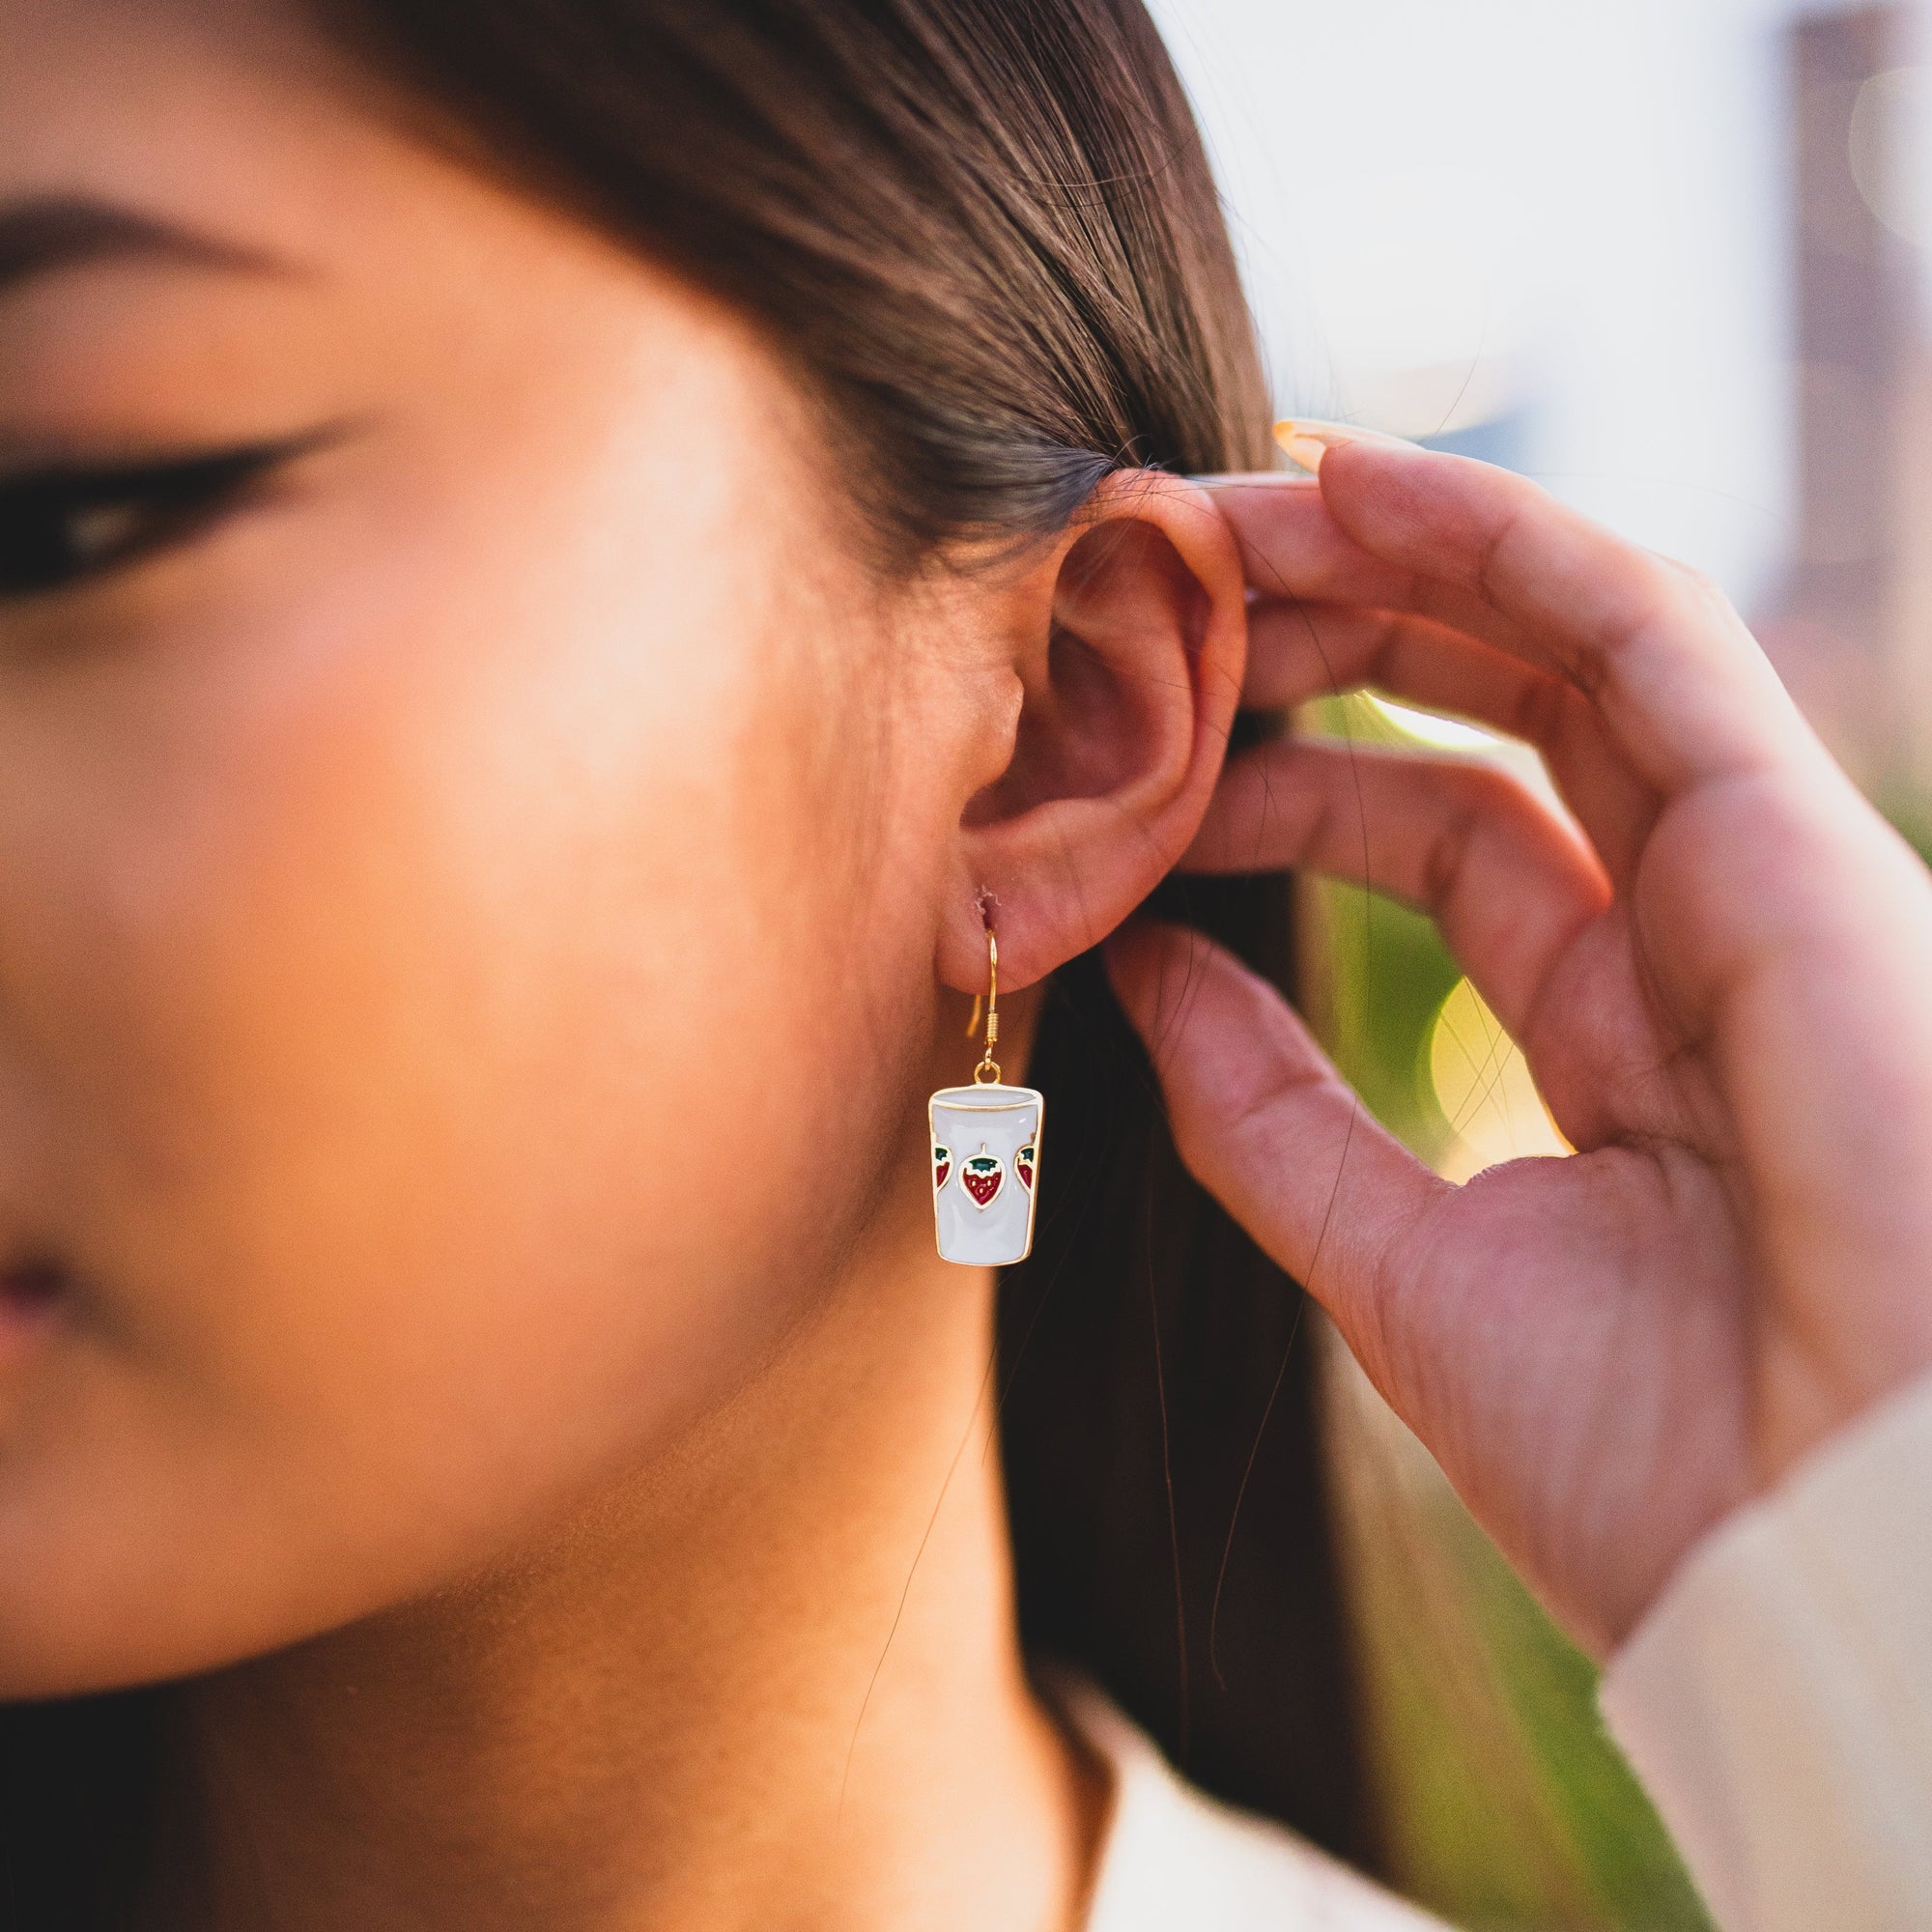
left=972, top=928, right=1001, bottom=1085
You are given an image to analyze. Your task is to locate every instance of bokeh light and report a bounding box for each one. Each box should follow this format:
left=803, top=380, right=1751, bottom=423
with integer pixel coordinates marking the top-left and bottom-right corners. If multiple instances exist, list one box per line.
left=1425, top=978, right=1571, bottom=1184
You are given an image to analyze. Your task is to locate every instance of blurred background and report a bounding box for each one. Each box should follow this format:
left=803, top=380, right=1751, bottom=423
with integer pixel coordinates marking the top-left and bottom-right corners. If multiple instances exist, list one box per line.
left=1145, top=0, right=1932, bottom=1924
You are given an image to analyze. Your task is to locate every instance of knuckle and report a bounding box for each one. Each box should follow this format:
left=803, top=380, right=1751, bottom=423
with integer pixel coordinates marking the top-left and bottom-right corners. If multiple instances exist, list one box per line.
left=1471, top=499, right=1529, bottom=605
left=1654, top=556, right=1742, bottom=638
left=1507, top=671, right=1572, bottom=750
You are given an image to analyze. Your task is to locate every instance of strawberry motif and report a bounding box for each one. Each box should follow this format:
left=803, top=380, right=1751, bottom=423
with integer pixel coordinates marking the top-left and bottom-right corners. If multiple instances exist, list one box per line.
left=961, top=1151, right=1004, bottom=1208
left=1015, top=1143, right=1036, bottom=1191
left=932, top=1145, right=952, bottom=1192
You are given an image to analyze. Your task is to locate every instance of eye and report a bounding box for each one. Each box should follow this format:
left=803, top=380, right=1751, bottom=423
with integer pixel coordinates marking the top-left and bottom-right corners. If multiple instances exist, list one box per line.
left=0, top=432, right=331, bottom=602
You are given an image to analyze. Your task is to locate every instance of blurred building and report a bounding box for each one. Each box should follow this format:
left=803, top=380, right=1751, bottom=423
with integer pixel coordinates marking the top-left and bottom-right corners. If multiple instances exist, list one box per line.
left=1762, top=6, right=1923, bottom=794
left=1153, top=0, right=1932, bottom=810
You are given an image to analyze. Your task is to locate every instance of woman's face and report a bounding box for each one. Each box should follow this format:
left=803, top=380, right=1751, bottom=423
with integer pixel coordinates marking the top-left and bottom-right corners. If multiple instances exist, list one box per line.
left=0, top=0, right=999, bottom=1692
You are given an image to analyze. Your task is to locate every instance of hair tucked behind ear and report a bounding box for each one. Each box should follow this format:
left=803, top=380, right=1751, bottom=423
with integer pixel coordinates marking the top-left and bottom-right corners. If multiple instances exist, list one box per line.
left=0, top=3, right=1378, bottom=1918
left=311, top=0, right=1276, bottom=560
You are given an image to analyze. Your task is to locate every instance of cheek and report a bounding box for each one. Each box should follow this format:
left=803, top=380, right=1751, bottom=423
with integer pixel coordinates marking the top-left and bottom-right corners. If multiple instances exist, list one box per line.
left=0, top=436, right=927, bottom=1688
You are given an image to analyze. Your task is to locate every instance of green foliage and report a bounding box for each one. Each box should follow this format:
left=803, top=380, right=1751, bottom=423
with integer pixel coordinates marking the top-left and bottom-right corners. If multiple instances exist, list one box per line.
left=1308, top=696, right=1710, bottom=1930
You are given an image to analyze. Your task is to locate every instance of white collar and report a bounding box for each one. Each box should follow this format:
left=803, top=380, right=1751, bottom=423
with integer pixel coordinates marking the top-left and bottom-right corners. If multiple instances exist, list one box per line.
left=1045, top=1673, right=1447, bottom=1931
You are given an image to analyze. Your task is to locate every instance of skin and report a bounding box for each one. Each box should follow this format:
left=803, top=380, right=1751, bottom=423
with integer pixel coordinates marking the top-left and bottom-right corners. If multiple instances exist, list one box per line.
left=0, top=5, right=1245, bottom=1928
left=1112, top=447, right=1932, bottom=1654
left=4, top=0, right=1932, bottom=1926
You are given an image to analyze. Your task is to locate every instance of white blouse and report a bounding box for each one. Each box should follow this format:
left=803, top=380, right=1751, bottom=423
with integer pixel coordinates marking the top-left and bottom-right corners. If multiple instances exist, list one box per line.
left=1064, top=1371, right=1932, bottom=1931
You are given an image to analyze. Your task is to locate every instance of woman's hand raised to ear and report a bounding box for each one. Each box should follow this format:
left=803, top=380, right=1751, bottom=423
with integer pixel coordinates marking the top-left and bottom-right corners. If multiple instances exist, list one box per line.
left=1106, top=437, right=1932, bottom=1658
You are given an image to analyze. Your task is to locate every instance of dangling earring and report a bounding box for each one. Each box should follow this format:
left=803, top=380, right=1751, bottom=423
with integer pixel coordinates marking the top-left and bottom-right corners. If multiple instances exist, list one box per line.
left=929, top=924, right=1044, bottom=1266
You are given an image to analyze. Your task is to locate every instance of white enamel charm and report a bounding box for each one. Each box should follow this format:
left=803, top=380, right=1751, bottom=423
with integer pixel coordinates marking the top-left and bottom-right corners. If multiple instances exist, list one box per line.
left=929, top=925, right=1043, bottom=1264
left=930, top=1083, right=1043, bottom=1265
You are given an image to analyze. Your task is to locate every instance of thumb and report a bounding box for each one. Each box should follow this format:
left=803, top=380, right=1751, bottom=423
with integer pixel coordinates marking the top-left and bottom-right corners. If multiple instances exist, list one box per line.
left=1104, top=920, right=1445, bottom=1377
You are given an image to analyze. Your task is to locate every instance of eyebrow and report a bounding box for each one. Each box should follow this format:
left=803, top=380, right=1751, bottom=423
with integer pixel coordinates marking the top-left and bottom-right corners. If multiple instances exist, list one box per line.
left=0, top=194, right=298, bottom=298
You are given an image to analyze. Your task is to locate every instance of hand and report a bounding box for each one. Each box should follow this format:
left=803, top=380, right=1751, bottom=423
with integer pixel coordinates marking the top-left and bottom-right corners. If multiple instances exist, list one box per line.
left=1106, top=437, right=1932, bottom=1655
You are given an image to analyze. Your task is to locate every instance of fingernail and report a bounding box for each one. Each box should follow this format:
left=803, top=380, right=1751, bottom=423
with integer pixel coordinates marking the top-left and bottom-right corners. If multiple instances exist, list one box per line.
left=1272, top=418, right=1417, bottom=474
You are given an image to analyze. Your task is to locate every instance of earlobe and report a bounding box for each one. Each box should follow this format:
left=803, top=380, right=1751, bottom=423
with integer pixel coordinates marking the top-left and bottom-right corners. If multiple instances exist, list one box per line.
left=937, top=471, right=1247, bottom=995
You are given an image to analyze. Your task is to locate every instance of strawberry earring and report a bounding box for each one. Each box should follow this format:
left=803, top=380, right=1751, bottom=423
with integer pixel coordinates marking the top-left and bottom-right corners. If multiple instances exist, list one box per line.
left=929, top=924, right=1044, bottom=1266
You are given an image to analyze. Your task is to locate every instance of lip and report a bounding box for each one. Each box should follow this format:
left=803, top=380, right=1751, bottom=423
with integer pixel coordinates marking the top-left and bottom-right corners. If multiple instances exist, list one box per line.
left=0, top=1259, right=68, bottom=1372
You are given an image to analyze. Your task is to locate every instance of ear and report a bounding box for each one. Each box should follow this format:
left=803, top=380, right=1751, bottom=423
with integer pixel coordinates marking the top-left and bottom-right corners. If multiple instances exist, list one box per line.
left=938, top=471, right=1247, bottom=994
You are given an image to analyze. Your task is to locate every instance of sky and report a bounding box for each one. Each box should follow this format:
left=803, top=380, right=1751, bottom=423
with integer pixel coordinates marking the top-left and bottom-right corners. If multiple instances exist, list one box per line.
left=1147, top=0, right=1892, bottom=617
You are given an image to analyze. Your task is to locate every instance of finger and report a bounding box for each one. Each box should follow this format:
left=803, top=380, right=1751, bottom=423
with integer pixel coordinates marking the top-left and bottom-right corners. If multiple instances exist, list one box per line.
left=1244, top=594, right=1536, bottom=713
left=1222, top=483, right=1678, bottom=851
left=1243, top=599, right=1657, bottom=881
left=1217, top=479, right=1549, bottom=664
left=1184, top=739, right=1611, bottom=1037
left=1223, top=454, right=1819, bottom=793
left=1105, top=919, right=1445, bottom=1370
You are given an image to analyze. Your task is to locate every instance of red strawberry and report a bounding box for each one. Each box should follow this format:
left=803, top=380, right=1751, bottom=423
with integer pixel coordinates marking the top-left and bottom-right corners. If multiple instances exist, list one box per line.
left=962, top=1154, right=1003, bottom=1208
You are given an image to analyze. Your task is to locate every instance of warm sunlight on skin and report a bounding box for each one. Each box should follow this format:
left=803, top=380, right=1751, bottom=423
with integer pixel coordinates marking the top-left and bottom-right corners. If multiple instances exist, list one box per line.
left=0, top=0, right=949, bottom=1686
left=0, top=7, right=1260, bottom=1927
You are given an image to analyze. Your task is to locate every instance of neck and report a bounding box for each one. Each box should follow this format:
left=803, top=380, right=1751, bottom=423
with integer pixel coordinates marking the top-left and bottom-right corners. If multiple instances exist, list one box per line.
left=139, top=1216, right=1103, bottom=1932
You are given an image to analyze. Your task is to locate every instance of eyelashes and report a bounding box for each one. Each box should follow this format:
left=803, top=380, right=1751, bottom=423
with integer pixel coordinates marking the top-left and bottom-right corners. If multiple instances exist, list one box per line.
left=0, top=430, right=331, bottom=602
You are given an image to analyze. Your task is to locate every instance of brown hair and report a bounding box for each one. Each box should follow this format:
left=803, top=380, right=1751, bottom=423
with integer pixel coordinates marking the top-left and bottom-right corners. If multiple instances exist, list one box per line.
left=0, top=3, right=1377, bottom=1918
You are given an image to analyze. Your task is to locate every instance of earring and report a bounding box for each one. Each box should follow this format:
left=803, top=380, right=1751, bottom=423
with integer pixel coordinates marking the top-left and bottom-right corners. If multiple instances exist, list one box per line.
left=929, top=925, right=1044, bottom=1266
